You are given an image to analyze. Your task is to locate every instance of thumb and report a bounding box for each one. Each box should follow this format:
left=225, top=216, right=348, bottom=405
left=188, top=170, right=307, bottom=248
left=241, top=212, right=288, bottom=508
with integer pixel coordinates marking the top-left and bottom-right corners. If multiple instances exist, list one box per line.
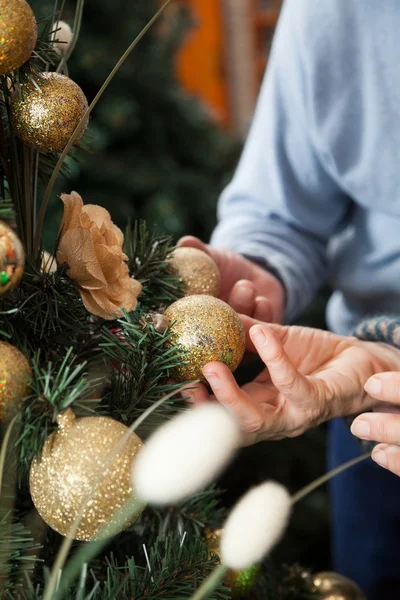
left=177, top=236, right=226, bottom=271
left=177, top=236, right=208, bottom=252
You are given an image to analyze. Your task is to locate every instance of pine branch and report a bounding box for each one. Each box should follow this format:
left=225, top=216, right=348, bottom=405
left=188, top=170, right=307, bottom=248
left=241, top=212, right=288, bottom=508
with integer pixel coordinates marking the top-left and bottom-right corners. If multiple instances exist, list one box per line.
left=0, top=510, right=42, bottom=594
left=96, top=535, right=230, bottom=600
left=100, top=310, right=192, bottom=433
left=126, top=220, right=184, bottom=310
left=137, top=486, right=226, bottom=545
left=14, top=348, right=102, bottom=481
left=0, top=261, right=96, bottom=357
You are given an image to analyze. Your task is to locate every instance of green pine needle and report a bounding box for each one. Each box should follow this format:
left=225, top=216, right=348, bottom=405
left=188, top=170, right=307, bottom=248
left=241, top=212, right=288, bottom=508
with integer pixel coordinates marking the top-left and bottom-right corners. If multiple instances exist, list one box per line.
left=126, top=220, right=185, bottom=309
left=100, top=309, right=192, bottom=432
left=14, top=347, right=102, bottom=480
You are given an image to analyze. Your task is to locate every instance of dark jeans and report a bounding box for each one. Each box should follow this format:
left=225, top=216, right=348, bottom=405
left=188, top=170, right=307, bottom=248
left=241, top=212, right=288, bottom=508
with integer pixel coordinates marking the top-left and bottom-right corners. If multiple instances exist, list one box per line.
left=328, top=418, right=400, bottom=600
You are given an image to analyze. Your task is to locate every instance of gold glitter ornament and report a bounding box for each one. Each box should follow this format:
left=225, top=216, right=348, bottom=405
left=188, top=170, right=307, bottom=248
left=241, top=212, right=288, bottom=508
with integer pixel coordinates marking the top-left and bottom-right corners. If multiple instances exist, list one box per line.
left=312, top=572, right=366, bottom=600
left=10, top=72, right=88, bottom=152
left=0, top=341, right=31, bottom=421
left=0, top=221, right=25, bottom=294
left=164, top=295, right=245, bottom=383
left=0, top=0, right=37, bottom=75
left=169, top=247, right=220, bottom=297
left=205, top=528, right=260, bottom=598
left=29, top=409, right=143, bottom=541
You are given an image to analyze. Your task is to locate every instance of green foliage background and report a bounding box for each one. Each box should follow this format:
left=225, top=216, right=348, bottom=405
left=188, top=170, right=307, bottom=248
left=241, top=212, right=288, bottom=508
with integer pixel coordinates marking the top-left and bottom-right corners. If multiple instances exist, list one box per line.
left=30, top=0, right=331, bottom=582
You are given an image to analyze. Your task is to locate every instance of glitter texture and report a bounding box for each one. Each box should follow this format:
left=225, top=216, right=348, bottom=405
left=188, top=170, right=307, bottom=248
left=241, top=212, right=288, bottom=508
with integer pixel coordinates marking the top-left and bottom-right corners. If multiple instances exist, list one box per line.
left=29, top=409, right=143, bottom=541
left=312, top=572, right=366, bottom=600
left=11, top=72, right=89, bottom=152
left=0, top=0, right=37, bottom=75
left=0, top=341, right=31, bottom=421
left=164, top=295, right=245, bottom=383
left=169, top=247, right=220, bottom=297
left=0, top=221, right=25, bottom=295
left=205, top=528, right=260, bottom=597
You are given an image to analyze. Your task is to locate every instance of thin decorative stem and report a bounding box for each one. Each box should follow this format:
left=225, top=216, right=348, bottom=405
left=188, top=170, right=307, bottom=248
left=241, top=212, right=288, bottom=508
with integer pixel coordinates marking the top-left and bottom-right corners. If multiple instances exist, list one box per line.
left=0, top=416, right=17, bottom=495
left=189, top=451, right=371, bottom=600
left=291, top=451, right=371, bottom=505
left=55, top=498, right=145, bottom=599
left=34, top=0, right=174, bottom=255
left=42, top=380, right=190, bottom=600
left=56, top=0, right=84, bottom=74
left=190, top=564, right=228, bottom=600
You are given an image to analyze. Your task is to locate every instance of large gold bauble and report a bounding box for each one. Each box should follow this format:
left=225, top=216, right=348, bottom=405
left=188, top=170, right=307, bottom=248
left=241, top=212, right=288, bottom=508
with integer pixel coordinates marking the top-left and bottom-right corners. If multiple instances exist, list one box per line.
left=29, top=409, right=143, bottom=541
left=169, top=247, right=220, bottom=297
left=0, top=0, right=37, bottom=75
left=164, top=295, right=245, bottom=383
left=313, top=572, right=366, bottom=600
left=11, top=72, right=89, bottom=152
left=0, top=221, right=25, bottom=294
left=0, top=341, right=31, bottom=421
left=205, top=528, right=260, bottom=598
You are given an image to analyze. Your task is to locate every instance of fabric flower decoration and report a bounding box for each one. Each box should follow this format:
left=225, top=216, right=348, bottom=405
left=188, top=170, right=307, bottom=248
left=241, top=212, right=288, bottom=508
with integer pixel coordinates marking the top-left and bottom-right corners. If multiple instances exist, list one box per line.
left=57, top=191, right=142, bottom=320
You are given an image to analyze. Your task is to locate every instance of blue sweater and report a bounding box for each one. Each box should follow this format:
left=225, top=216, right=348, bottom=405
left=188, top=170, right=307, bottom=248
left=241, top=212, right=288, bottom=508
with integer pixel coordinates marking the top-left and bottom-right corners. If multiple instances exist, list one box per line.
left=211, top=0, right=400, bottom=334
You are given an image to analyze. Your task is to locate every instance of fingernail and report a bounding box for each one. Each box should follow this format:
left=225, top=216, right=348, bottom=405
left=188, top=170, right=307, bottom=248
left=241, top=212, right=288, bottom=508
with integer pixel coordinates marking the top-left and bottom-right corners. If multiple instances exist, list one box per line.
left=372, top=450, right=387, bottom=467
left=235, top=284, right=254, bottom=306
left=365, top=377, right=382, bottom=395
left=351, top=420, right=371, bottom=439
left=203, top=371, right=220, bottom=389
left=250, top=326, right=266, bottom=347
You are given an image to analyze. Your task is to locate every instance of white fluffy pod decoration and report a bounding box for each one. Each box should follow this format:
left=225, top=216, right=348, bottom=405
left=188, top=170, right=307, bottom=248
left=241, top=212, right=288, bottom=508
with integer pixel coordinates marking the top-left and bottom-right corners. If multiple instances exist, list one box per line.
left=220, top=482, right=291, bottom=570
left=132, top=403, right=242, bottom=505
left=53, top=21, right=73, bottom=53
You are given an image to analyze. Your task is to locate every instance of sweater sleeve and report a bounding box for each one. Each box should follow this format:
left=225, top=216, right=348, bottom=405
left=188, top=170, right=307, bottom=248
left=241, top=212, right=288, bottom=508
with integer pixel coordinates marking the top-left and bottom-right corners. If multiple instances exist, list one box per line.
left=354, top=316, right=400, bottom=349
left=211, top=0, right=351, bottom=323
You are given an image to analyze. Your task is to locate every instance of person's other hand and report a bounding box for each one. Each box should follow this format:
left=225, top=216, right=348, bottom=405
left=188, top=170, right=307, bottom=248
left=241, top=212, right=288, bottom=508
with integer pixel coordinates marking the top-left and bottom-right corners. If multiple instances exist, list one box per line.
left=187, top=317, right=400, bottom=445
left=351, top=372, right=400, bottom=476
left=178, top=236, right=285, bottom=323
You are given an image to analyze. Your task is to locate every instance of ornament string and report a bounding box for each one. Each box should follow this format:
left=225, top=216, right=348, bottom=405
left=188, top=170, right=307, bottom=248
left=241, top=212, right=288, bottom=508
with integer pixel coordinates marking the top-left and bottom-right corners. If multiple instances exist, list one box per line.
left=34, top=0, right=174, bottom=256
left=189, top=450, right=372, bottom=600
left=42, top=380, right=198, bottom=600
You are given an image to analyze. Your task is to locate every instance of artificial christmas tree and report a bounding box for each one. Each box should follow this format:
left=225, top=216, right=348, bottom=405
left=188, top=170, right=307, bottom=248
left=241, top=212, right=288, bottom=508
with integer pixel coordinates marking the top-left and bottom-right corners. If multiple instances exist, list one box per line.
left=0, top=1, right=367, bottom=599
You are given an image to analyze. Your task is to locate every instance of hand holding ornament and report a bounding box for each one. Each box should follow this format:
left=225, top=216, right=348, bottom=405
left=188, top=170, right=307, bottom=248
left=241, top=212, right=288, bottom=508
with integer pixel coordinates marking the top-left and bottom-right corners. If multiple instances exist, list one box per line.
left=187, top=316, right=400, bottom=445
left=178, top=236, right=284, bottom=323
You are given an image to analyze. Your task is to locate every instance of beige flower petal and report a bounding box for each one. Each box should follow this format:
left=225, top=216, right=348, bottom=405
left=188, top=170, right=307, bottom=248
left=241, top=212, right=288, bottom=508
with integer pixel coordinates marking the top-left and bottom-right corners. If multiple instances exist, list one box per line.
left=59, top=192, right=85, bottom=233
left=57, top=228, right=106, bottom=289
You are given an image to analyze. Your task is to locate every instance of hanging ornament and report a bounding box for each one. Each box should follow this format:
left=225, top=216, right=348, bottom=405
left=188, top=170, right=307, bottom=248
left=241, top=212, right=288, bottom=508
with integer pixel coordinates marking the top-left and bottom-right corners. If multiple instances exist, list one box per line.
left=29, top=409, right=143, bottom=541
left=10, top=72, right=89, bottom=153
left=0, top=341, right=31, bottom=421
left=205, top=528, right=260, bottom=598
left=0, top=0, right=37, bottom=75
left=168, top=247, right=220, bottom=297
left=0, top=221, right=25, bottom=294
left=164, top=295, right=245, bottom=383
left=312, top=572, right=366, bottom=600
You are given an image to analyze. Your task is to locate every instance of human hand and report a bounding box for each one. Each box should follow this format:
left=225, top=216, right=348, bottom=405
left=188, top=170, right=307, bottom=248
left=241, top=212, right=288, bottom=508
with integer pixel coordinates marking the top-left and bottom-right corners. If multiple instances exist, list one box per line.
left=178, top=236, right=285, bottom=322
left=187, top=317, right=400, bottom=445
left=351, top=372, right=400, bottom=476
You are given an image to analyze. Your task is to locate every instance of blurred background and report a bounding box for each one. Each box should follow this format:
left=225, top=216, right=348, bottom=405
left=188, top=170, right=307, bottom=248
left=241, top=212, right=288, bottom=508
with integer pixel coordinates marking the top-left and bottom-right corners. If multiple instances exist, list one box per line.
left=32, top=0, right=330, bottom=576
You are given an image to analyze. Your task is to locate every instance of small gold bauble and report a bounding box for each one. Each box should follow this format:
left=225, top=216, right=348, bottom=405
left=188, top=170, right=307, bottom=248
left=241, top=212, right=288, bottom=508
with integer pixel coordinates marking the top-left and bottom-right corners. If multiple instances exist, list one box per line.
left=0, top=0, right=37, bottom=74
left=169, top=247, right=220, bottom=297
left=165, top=295, right=245, bottom=382
left=0, top=221, right=25, bottom=294
left=11, top=72, right=89, bottom=152
left=29, top=409, right=143, bottom=541
left=313, top=572, right=366, bottom=600
left=204, top=528, right=260, bottom=598
left=0, top=341, right=31, bottom=421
